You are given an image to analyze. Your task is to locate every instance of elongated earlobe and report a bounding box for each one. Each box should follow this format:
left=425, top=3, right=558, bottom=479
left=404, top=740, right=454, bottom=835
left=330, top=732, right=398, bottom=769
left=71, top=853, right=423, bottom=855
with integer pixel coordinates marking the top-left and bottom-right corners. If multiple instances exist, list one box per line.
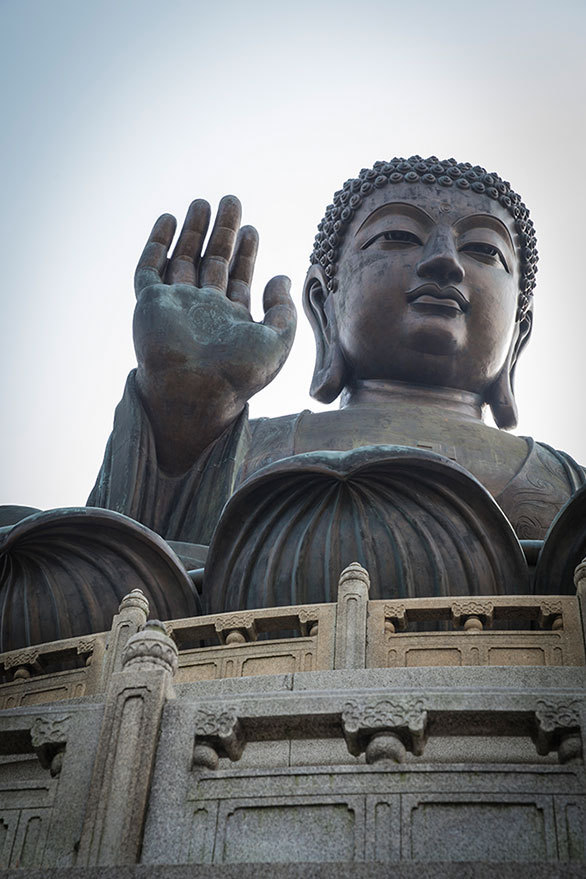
left=486, top=367, right=518, bottom=429
left=486, top=311, right=532, bottom=430
left=302, top=267, right=346, bottom=404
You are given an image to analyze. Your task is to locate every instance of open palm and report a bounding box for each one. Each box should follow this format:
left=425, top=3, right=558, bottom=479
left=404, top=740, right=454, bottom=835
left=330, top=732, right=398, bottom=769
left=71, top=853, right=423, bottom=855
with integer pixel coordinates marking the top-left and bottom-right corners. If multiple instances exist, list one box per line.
left=133, top=196, right=297, bottom=473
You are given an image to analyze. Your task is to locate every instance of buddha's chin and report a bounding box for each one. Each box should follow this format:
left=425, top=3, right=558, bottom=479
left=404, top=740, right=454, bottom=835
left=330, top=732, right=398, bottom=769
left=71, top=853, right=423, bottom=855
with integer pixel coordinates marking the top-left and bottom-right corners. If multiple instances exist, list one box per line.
left=406, top=316, right=465, bottom=357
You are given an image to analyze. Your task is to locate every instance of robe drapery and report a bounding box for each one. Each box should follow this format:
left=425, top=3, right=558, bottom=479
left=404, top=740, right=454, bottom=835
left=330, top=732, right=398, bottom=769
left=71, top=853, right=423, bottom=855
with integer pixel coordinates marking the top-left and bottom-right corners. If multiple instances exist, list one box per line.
left=84, top=370, right=586, bottom=610
left=89, top=370, right=585, bottom=546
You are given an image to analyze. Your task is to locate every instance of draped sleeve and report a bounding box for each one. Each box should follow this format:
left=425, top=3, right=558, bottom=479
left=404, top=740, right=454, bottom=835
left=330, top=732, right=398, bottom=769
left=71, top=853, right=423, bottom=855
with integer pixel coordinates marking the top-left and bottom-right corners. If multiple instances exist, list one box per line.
left=87, top=370, right=251, bottom=544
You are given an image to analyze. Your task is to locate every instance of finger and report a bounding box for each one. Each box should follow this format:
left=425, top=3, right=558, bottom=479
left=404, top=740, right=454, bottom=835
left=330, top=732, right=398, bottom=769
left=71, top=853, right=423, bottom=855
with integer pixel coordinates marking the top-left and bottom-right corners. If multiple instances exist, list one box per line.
left=134, top=213, right=177, bottom=297
left=199, top=195, right=242, bottom=292
left=227, top=225, right=259, bottom=309
left=262, top=275, right=297, bottom=344
left=167, top=199, right=211, bottom=285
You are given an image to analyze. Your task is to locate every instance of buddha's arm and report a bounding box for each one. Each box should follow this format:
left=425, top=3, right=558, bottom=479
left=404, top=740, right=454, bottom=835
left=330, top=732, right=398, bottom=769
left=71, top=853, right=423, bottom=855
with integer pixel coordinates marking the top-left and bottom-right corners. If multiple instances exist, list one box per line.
left=88, top=369, right=251, bottom=543
left=132, top=197, right=296, bottom=475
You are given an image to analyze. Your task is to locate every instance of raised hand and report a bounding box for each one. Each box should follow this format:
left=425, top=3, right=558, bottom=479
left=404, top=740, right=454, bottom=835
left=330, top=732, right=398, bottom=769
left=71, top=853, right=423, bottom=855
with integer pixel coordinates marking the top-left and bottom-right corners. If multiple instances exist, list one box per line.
left=133, top=196, right=297, bottom=474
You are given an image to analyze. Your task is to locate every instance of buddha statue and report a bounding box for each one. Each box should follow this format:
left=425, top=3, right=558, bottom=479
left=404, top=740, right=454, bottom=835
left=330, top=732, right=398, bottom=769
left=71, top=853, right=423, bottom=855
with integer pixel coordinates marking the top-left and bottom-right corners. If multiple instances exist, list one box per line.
left=90, top=155, right=583, bottom=529
left=2, top=156, right=585, bottom=644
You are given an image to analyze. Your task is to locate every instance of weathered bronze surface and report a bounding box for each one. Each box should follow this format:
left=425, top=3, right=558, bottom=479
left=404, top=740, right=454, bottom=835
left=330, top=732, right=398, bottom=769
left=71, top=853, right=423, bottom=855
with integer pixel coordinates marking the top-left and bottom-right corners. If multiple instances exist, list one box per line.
left=204, top=446, right=529, bottom=612
left=0, top=508, right=200, bottom=652
left=2, top=156, right=585, bottom=642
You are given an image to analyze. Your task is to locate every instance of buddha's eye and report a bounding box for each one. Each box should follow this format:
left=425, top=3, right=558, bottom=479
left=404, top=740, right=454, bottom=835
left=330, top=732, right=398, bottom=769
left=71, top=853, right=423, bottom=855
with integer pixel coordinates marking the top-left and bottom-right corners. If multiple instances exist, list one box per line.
left=362, top=230, right=423, bottom=249
left=460, top=242, right=509, bottom=272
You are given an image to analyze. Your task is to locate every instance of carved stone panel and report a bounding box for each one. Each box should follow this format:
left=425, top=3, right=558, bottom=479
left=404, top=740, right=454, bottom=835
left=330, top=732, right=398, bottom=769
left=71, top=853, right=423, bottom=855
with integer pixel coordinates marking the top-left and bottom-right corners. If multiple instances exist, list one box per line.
left=342, top=697, right=427, bottom=758
left=534, top=699, right=583, bottom=762
left=30, top=715, right=70, bottom=775
left=193, top=706, right=244, bottom=763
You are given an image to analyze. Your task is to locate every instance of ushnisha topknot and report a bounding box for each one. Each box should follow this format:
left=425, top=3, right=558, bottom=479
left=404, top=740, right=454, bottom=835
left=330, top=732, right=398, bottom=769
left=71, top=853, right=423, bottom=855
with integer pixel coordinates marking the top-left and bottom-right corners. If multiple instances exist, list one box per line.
left=309, top=156, right=537, bottom=320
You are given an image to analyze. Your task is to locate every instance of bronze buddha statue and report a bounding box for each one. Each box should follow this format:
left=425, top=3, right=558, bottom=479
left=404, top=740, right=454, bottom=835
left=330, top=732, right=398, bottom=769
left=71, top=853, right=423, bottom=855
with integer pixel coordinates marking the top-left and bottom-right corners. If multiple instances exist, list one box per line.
left=89, top=156, right=583, bottom=544
left=1, top=156, right=584, bottom=643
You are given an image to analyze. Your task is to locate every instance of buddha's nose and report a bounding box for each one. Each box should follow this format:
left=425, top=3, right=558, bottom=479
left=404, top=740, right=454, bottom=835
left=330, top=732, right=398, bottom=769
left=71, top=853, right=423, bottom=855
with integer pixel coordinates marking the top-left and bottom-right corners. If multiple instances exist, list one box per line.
left=416, top=231, right=464, bottom=285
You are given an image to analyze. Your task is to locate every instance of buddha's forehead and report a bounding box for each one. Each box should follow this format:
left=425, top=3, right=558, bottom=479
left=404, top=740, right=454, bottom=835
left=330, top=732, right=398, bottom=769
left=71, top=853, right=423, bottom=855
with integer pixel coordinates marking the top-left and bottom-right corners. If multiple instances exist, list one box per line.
left=348, top=182, right=516, bottom=238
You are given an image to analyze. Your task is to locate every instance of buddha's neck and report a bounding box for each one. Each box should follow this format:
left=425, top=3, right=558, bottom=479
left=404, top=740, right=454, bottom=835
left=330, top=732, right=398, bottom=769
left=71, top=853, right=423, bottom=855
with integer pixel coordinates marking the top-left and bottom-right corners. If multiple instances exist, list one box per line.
left=341, top=379, right=484, bottom=422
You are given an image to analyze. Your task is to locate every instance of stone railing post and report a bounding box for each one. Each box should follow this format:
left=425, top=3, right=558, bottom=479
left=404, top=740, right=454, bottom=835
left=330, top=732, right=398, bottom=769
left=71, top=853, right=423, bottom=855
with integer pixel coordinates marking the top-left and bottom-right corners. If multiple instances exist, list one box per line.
left=77, top=620, right=178, bottom=866
left=334, top=562, right=370, bottom=669
left=98, top=589, right=150, bottom=689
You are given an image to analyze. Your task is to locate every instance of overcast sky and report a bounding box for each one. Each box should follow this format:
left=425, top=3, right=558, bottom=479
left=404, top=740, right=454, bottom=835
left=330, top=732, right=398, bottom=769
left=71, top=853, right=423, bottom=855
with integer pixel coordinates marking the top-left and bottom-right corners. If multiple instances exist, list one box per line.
left=1, top=0, right=585, bottom=510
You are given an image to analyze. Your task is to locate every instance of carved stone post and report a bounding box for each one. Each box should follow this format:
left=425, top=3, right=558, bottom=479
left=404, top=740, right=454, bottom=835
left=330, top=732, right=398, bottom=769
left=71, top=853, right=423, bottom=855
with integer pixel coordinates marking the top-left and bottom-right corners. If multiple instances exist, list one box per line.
left=342, top=698, right=428, bottom=763
left=77, top=620, right=178, bottom=866
left=98, top=589, right=150, bottom=688
left=334, top=563, right=370, bottom=669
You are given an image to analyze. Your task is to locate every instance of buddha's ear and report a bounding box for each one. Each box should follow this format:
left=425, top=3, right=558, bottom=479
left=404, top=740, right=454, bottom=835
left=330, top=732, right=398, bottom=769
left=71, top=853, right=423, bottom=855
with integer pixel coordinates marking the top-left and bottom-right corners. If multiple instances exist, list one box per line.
left=486, top=308, right=533, bottom=430
left=302, top=265, right=347, bottom=403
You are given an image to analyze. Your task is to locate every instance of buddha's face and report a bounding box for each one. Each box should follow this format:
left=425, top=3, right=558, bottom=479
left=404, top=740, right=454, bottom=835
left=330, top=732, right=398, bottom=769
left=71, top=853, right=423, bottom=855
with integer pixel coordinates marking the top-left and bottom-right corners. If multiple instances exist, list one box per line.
left=330, top=182, right=522, bottom=396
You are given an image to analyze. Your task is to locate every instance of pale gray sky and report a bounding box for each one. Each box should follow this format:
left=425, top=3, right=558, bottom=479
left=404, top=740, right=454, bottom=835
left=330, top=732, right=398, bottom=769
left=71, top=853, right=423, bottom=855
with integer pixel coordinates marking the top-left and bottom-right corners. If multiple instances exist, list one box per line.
left=1, top=0, right=585, bottom=509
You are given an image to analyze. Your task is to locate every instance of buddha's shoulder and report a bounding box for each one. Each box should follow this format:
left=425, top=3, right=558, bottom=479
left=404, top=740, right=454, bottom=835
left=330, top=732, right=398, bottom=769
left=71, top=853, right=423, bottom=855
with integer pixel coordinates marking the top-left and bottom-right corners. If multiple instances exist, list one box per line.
left=493, top=435, right=584, bottom=537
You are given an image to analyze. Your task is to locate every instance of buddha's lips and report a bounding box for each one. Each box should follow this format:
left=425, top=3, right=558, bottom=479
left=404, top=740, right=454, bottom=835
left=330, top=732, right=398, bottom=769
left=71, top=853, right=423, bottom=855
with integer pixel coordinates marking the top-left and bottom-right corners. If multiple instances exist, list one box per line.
left=406, top=284, right=468, bottom=313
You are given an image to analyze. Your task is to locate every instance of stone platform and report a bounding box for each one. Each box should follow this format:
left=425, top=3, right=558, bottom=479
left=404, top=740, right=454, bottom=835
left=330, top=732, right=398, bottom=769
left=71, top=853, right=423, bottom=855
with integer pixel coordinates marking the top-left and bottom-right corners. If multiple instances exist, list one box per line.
left=0, top=563, right=584, bottom=872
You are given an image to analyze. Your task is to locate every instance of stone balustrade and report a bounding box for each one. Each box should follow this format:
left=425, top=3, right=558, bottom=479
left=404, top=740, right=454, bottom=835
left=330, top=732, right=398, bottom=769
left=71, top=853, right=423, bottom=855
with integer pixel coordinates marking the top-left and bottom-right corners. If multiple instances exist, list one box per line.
left=1, top=563, right=584, bottom=711
left=0, top=563, right=584, bottom=872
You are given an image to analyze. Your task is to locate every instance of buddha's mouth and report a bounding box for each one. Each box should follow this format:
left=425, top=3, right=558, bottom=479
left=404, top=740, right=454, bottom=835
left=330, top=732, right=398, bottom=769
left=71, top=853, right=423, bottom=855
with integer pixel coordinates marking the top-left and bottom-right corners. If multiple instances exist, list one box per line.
left=406, top=283, right=468, bottom=315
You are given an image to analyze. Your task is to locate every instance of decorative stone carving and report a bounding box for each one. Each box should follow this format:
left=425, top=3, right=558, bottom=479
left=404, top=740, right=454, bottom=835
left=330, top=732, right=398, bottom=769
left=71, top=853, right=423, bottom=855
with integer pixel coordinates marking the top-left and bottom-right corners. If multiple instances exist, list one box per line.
left=192, top=706, right=244, bottom=765
left=30, top=714, right=71, bottom=748
left=122, top=620, right=178, bottom=675
left=30, top=715, right=71, bottom=775
left=119, top=588, right=150, bottom=616
left=193, top=706, right=238, bottom=737
left=342, top=697, right=427, bottom=733
left=192, top=742, right=220, bottom=771
left=214, top=613, right=257, bottom=644
left=342, top=697, right=427, bottom=760
left=298, top=608, right=320, bottom=636
left=451, top=600, right=494, bottom=629
left=535, top=699, right=581, bottom=733
left=297, top=609, right=317, bottom=624
left=383, top=603, right=408, bottom=633
left=4, top=649, right=40, bottom=671
left=534, top=699, right=582, bottom=763
left=538, top=601, right=563, bottom=619
left=538, top=601, right=563, bottom=630
left=76, top=637, right=96, bottom=655
left=364, top=731, right=407, bottom=763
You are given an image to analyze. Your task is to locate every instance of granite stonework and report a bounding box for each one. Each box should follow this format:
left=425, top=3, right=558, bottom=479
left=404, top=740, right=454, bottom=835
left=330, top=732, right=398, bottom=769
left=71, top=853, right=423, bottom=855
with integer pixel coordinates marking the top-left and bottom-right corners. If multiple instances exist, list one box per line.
left=0, top=565, right=584, bottom=873
left=1, top=863, right=586, bottom=878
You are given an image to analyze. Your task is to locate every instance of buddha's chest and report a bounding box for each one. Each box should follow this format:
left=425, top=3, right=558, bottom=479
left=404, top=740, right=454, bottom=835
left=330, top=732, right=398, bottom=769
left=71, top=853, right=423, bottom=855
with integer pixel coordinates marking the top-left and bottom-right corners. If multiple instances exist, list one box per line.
left=292, top=407, right=528, bottom=498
